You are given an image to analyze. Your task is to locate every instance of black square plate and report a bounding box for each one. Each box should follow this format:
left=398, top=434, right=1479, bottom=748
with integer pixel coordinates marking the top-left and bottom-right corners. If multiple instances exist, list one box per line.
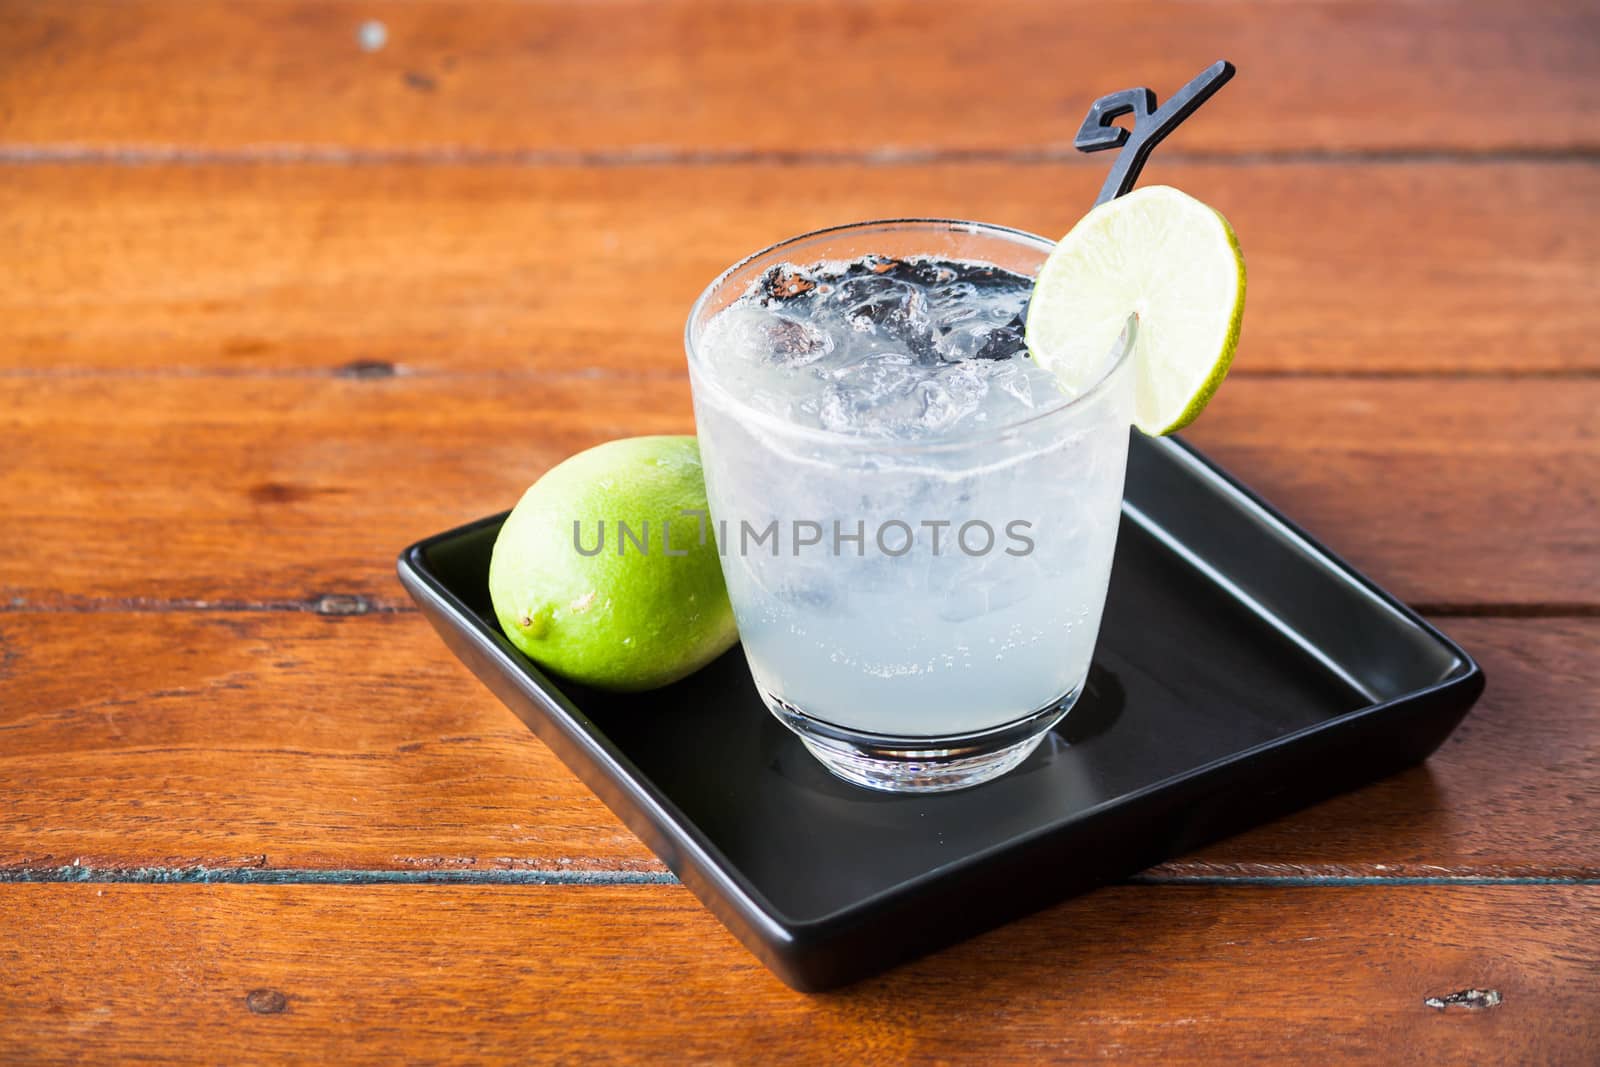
left=397, top=433, right=1483, bottom=991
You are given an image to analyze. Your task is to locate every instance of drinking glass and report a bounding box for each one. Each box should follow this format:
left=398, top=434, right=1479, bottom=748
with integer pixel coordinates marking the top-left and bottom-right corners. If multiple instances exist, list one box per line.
left=686, top=220, right=1135, bottom=792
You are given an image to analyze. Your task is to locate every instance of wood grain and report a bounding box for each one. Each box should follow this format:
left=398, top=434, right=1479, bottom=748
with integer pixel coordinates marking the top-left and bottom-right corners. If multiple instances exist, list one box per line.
left=1, top=612, right=1594, bottom=877
left=2, top=883, right=1596, bottom=1063
left=2, top=0, right=1595, bottom=1057
left=2, top=162, right=1595, bottom=376
left=0, top=611, right=654, bottom=874
left=1, top=376, right=1593, bottom=608
left=3, top=1, right=1597, bottom=156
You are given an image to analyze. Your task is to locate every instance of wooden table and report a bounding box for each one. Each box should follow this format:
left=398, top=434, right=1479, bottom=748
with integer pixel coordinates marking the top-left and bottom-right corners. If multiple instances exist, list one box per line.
left=3, top=2, right=1597, bottom=1061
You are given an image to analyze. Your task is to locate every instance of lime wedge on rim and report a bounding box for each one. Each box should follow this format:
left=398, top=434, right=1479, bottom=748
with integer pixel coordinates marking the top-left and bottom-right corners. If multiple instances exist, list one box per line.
left=1025, top=185, right=1245, bottom=435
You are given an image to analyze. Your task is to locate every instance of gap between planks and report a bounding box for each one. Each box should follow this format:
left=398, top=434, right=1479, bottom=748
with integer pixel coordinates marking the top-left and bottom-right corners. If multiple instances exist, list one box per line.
left=2, top=145, right=1598, bottom=168
left=2, top=865, right=1596, bottom=887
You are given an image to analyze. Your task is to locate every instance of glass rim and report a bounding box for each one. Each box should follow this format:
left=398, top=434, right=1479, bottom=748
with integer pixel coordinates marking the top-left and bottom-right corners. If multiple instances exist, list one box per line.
left=684, top=217, right=1136, bottom=454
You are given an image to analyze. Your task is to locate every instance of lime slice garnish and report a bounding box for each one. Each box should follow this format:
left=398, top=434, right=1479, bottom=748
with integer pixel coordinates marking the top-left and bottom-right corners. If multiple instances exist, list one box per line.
left=1025, top=185, right=1245, bottom=435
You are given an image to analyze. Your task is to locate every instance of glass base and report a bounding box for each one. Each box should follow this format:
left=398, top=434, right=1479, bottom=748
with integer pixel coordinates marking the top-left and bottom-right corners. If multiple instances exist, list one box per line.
left=767, top=687, right=1081, bottom=794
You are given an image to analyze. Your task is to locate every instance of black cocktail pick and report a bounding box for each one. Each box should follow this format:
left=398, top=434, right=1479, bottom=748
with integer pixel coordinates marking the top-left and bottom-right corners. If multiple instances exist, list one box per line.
left=1076, top=60, right=1236, bottom=205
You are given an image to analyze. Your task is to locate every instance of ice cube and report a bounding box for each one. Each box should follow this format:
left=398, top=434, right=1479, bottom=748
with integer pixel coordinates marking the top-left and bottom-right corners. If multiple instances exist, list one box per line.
left=835, top=276, right=923, bottom=329
left=932, top=316, right=1026, bottom=363
left=765, top=315, right=833, bottom=367
left=818, top=359, right=928, bottom=435
left=916, top=362, right=990, bottom=432
left=933, top=321, right=993, bottom=363
left=705, top=302, right=834, bottom=369
left=758, top=265, right=819, bottom=303
left=972, top=323, right=1025, bottom=361
left=830, top=275, right=936, bottom=360
left=991, top=361, right=1037, bottom=407
left=927, top=281, right=982, bottom=333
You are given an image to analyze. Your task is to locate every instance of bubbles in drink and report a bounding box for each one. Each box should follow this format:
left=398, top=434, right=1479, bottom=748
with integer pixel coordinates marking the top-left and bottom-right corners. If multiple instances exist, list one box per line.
left=700, top=256, right=1064, bottom=437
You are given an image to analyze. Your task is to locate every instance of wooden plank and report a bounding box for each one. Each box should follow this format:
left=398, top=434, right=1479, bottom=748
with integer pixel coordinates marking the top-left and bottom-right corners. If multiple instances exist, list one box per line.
left=1, top=613, right=1594, bottom=877
left=1, top=883, right=1595, bottom=1061
left=0, top=611, right=657, bottom=873
left=1165, top=619, right=1600, bottom=880
left=2, top=162, right=1595, bottom=375
left=3, top=1, right=1597, bottom=155
left=0, top=376, right=1593, bottom=607
left=1183, top=378, right=1600, bottom=609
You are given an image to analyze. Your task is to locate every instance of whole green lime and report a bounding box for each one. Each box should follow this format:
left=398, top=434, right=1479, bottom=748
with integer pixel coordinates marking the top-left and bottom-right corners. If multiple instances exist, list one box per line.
left=488, top=435, right=737, bottom=692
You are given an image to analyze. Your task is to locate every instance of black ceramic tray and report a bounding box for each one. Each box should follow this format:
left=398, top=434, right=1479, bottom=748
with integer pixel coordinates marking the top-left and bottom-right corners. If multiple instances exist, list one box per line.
left=397, top=432, right=1483, bottom=992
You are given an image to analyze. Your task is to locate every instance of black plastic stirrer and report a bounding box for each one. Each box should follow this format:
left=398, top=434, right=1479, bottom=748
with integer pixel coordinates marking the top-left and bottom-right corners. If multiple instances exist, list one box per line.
left=1076, top=60, right=1236, bottom=205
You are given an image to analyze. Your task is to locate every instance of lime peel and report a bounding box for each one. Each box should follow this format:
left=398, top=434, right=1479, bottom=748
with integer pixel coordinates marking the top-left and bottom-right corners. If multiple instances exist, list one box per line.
left=488, top=435, right=737, bottom=692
